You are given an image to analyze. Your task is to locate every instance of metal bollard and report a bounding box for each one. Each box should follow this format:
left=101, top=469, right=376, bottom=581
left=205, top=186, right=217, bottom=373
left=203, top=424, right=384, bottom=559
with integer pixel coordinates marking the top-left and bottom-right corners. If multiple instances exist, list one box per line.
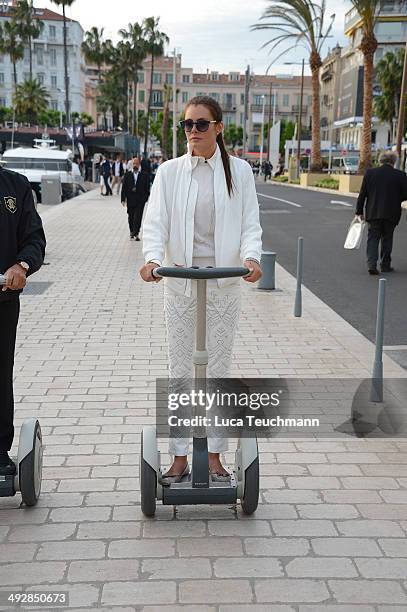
left=258, top=251, right=276, bottom=290
left=370, top=278, right=386, bottom=403
left=294, top=237, right=303, bottom=317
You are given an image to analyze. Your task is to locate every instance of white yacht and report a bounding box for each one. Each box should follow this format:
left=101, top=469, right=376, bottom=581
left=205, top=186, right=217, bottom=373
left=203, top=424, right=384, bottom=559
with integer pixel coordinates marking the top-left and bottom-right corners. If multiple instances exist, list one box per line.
left=1, top=135, right=85, bottom=203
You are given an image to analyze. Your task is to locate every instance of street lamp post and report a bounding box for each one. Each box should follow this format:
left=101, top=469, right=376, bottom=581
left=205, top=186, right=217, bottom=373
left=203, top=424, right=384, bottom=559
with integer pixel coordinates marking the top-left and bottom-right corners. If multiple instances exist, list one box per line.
left=172, top=48, right=178, bottom=159
left=259, top=95, right=265, bottom=166
left=297, top=59, right=305, bottom=178
left=395, top=40, right=407, bottom=170
left=283, top=30, right=334, bottom=175
left=243, top=64, right=251, bottom=158
left=285, top=59, right=305, bottom=178
left=11, top=107, right=16, bottom=150
left=328, top=122, right=334, bottom=172
left=272, top=89, right=277, bottom=125
left=267, top=80, right=272, bottom=160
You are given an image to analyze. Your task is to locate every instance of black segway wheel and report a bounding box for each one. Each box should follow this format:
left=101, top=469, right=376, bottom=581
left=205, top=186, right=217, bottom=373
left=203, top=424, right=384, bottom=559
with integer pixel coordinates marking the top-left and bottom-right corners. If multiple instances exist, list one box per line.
left=140, top=434, right=157, bottom=517
left=20, top=421, right=43, bottom=507
left=241, top=457, right=259, bottom=515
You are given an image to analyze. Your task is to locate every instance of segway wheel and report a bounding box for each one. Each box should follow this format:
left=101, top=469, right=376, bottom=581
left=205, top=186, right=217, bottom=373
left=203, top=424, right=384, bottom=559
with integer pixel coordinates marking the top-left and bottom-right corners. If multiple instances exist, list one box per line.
left=140, top=433, right=157, bottom=517
left=240, top=457, right=259, bottom=515
left=20, top=420, right=43, bottom=507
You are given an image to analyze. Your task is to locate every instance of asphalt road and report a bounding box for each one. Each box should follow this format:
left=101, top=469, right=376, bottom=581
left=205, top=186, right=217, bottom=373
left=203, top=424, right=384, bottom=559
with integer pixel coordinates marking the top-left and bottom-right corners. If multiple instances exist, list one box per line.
left=257, top=181, right=407, bottom=350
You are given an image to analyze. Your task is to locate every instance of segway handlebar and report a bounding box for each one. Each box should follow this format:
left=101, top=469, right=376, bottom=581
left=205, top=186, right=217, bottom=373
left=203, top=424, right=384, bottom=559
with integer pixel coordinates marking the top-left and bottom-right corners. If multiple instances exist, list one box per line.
left=152, top=266, right=250, bottom=280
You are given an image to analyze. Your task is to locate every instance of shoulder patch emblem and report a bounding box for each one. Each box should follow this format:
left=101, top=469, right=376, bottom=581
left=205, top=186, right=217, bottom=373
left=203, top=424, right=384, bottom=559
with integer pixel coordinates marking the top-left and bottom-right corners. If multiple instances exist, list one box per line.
left=4, top=196, right=17, bottom=213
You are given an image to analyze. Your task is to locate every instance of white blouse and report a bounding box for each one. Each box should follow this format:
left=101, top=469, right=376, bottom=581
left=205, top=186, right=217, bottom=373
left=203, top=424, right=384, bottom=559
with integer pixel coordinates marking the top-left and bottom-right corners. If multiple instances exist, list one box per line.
left=191, top=148, right=217, bottom=259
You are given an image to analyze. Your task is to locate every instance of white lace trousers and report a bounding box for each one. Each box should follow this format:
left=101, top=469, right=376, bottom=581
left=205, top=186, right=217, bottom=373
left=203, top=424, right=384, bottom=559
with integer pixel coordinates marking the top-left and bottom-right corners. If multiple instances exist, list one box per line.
left=164, top=281, right=241, bottom=456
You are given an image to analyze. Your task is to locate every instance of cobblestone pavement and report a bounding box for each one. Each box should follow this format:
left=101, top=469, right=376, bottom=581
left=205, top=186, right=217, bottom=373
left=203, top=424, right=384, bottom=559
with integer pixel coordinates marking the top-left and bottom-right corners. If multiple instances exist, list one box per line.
left=0, top=189, right=406, bottom=611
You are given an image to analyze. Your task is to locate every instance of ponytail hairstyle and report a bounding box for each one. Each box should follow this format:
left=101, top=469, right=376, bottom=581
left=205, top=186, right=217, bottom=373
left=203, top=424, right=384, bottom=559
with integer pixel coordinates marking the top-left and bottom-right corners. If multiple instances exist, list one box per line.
left=185, top=96, right=234, bottom=197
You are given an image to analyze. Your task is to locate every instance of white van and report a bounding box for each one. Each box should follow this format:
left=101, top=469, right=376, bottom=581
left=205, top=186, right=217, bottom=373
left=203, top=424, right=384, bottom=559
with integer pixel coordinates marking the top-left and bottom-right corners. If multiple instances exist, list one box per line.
left=331, top=156, right=359, bottom=174
left=1, top=138, right=85, bottom=203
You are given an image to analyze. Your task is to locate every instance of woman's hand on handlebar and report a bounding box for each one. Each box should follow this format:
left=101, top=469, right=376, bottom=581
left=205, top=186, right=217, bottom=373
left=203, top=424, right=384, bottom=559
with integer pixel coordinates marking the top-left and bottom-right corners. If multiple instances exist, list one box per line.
left=243, top=260, right=262, bottom=283
left=139, top=262, right=162, bottom=283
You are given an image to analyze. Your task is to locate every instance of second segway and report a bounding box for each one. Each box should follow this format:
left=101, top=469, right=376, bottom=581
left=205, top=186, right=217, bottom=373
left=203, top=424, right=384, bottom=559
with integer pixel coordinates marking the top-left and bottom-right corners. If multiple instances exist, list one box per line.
left=0, top=274, right=43, bottom=506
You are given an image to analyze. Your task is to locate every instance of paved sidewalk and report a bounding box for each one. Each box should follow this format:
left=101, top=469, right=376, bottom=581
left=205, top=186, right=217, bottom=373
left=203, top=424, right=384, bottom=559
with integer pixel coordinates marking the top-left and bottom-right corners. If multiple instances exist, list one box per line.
left=0, top=188, right=406, bottom=611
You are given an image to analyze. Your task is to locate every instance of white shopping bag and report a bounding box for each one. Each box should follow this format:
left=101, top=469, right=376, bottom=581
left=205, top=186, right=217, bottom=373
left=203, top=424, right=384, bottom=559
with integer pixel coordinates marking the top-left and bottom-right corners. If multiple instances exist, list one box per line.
left=344, top=217, right=365, bottom=250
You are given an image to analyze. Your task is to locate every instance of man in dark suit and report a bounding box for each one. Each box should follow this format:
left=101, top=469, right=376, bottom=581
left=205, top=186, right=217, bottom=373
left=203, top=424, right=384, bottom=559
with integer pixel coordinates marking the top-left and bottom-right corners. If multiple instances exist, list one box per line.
left=121, top=157, right=150, bottom=240
left=101, top=156, right=113, bottom=196
left=356, top=151, right=407, bottom=275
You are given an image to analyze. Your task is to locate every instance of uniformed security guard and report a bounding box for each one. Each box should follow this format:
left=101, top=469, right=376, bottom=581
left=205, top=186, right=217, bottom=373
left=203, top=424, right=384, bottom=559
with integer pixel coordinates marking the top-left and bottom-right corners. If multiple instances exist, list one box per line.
left=0, top=165, right=46, bottom=476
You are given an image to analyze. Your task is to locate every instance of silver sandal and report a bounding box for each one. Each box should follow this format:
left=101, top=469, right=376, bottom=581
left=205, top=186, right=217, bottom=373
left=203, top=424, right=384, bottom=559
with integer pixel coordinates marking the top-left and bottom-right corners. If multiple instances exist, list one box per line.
left=210, top=471, right=231, bottom=483
left=160, top=463, right=190, bottom=486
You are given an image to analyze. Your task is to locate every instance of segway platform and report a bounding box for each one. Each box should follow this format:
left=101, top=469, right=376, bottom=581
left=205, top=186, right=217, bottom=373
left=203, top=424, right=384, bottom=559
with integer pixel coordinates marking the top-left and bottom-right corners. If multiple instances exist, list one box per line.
left=0, top=418, right=43, bottom=506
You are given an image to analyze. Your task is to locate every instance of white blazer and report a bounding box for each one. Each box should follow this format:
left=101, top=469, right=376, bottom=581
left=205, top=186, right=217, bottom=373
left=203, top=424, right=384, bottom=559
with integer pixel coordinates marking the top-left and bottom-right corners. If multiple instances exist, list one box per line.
left=142, top=144, right=263, bottom=296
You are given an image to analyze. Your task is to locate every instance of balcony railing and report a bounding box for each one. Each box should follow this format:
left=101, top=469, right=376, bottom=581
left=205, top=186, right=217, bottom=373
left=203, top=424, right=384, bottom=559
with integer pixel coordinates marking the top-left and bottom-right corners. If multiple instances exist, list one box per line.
left=251, top=104, right=278, bottom=113
left=291, top=105, right=308, bottom=114
left=151, top=100, right=163, bottom=108
left=345, top=2, right=406, bottom=31
left=344, top=7, right=359, bottom=30
left=321, top=68, right=333, bottom=82
left=221, top=104, right=237, bottom=112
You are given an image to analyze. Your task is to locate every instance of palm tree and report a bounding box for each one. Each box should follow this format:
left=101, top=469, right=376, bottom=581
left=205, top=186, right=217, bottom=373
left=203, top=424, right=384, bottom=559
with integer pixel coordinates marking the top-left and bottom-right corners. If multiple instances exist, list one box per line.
left=81, top=27, right=105, bottom=85
left=0, top=21, right=25, bottom=90
left=13, top=78, right=49, bottom=124
left=251, top=0, right=335, bottom=172
left=105, top=40, right=134, bottom=130
left=98, top=44, right=130, bottom=129
left=14, top=0, right=44, bottom=80
left=374, top=49, right=405, bottom=143
left=50, top=0, right=76, bottom=123
left=96, top=95, right=109, bottom=130
left=348, top=0, right=385, bottom=172
left=119, top=22, right=147, bottom=137
left=137, top=110, right=148, bottom=139
left=161, top=83, right=171, bottom=158
left=82, top=27, right=107, bottom=129
left=224, top=124, right=244, bottom=153
left=142, top=16, right=169, bottom=156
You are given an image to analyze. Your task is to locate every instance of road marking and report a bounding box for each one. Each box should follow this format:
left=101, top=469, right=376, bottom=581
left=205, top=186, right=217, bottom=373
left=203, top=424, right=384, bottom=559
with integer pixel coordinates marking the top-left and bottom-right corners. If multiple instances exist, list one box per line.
left=260, top=209, right=291, bottom=214
left=330, top=200, right=353, bottom=207
left=257, top=192, right=302, bottom=208
left=384, top=345, right=407, bottom=351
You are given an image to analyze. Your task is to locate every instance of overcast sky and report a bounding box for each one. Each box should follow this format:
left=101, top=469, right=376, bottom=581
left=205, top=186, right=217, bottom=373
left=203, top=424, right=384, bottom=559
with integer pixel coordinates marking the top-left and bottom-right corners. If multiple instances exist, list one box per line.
left=36, top=0, right=352, bottom=76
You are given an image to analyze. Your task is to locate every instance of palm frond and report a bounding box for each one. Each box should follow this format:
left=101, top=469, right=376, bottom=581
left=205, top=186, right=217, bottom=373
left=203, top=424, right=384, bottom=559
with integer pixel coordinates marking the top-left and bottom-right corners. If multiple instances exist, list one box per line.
left=251, top=0, right=333, bottom=61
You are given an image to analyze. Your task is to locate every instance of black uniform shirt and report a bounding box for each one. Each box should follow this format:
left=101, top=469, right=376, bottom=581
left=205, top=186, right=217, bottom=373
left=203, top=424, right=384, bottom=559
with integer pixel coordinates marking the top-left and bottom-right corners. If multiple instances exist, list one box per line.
left=0, top=167, right=46, bottom=301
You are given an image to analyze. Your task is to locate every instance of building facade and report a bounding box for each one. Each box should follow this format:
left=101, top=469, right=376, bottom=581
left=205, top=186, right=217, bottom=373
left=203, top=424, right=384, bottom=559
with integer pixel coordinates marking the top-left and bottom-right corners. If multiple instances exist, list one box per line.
left=84, top=53, right=312, bottom=155
left=248, top=74, right=312, bottom=153
left=319, top=44, right=343, bottom=145
left=106, top=55, right=312, bottom=155
left=0, top=1, right=85, bottom=116
left=331, top=0, right=407, bottom=151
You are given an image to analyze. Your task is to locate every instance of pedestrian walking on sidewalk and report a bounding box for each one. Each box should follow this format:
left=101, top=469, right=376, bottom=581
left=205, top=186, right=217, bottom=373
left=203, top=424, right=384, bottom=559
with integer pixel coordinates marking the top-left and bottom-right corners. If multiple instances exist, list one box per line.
left=0, top=167, right=46, bottom=475
left=101, top=156, right=113, bottom=196
left=121, top=157, right=150, bottom=240
left=140, top=95, right=262, bottom=484
left=264, top=160, right=273, bottom=182
left=111, top=154, right=125, bottom=195
left=356, top=150, right=407, bottom=275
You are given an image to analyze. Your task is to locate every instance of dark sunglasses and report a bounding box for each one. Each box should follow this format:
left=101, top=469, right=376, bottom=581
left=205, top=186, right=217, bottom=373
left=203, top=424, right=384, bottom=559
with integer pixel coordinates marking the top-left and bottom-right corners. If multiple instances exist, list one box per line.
left=179, top=119, right=218, bottom=132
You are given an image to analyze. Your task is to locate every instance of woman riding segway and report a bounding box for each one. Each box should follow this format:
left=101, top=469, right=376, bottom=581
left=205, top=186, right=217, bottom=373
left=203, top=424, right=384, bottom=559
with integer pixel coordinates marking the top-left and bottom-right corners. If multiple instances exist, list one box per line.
left=140, top=95, right=262, bottom=486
